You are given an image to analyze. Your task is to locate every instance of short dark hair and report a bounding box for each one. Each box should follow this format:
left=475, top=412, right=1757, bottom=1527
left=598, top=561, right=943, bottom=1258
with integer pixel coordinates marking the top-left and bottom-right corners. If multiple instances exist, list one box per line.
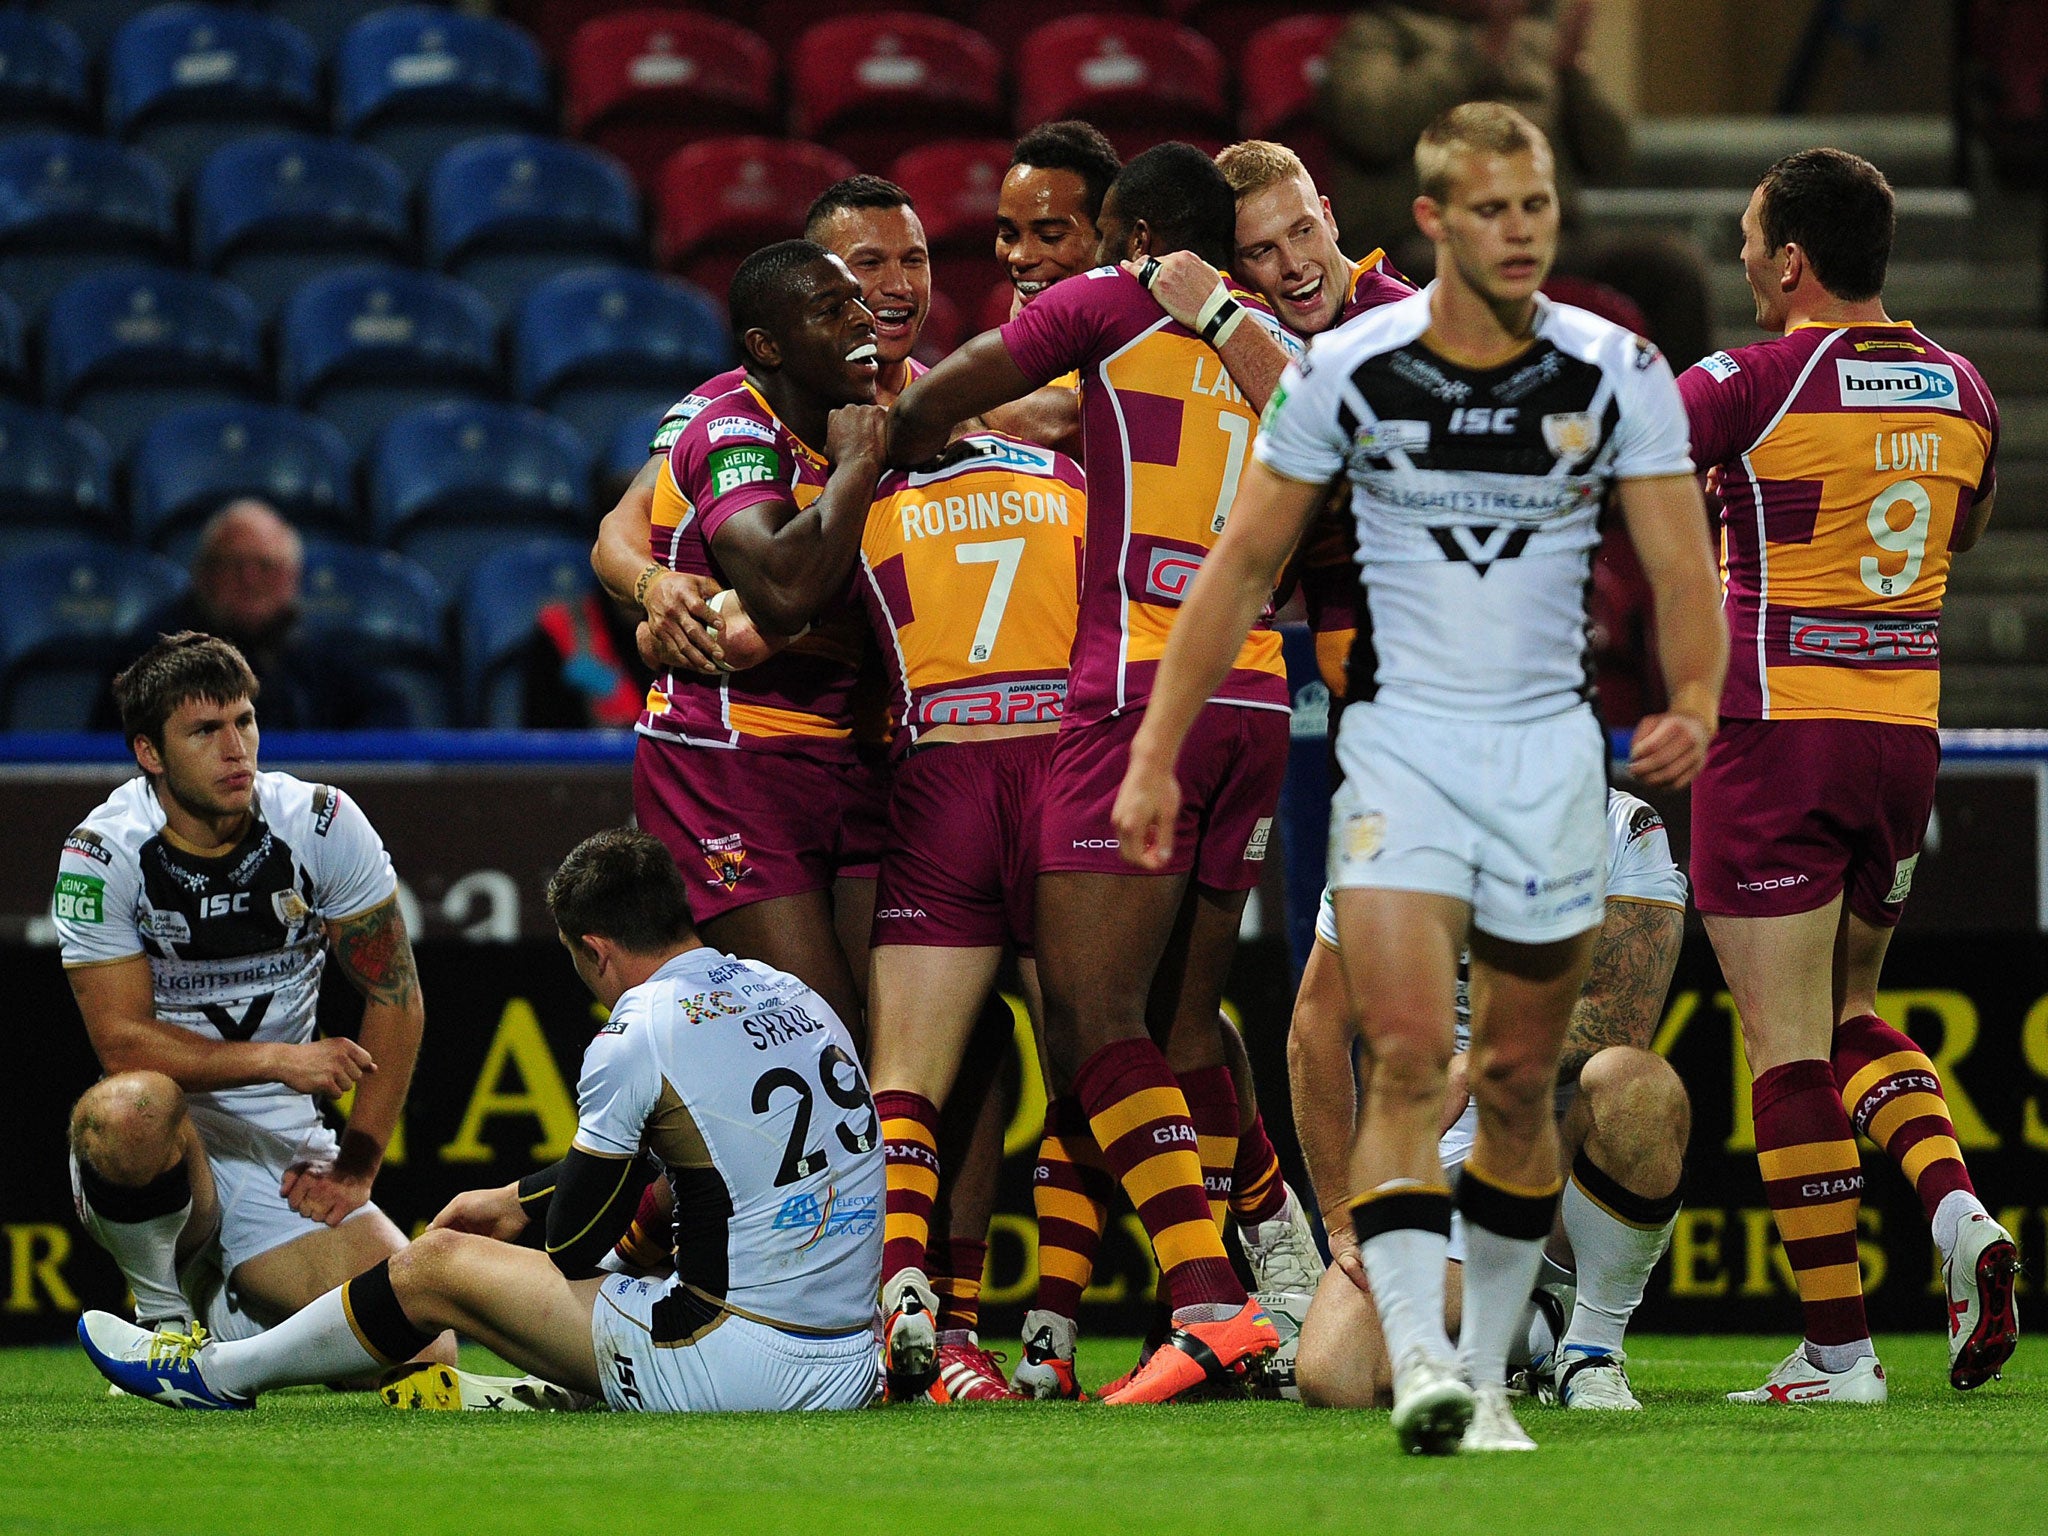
left=1757, top=148, right=1894, bottom=302
left=546, top=829, right=696, bottom=954
left=1011, top=119, right=1121, bottom=222
left=1104, top=141, right=1236, bottom=271
left=804, top=175, right=912, bottom=240
left=728, top=238, right=832, bottom=339
left=112, top=632, right=259, bottom=750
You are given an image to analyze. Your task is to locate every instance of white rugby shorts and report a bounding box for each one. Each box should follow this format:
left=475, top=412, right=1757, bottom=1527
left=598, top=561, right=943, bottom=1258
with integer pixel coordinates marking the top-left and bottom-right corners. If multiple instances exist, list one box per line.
left=1327, top=701, right=1609, bottom=944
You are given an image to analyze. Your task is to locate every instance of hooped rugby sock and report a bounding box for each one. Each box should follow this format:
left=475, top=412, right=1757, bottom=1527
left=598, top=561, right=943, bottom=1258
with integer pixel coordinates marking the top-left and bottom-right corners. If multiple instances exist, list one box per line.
left=75, top=1157, right=192, bottom=1327
left=1560, top=1148, right=1681, bottom=1358
left=1752, top=1059, right=1874, bottom=1363
left=877, top=1090, right=942, bottom=1285
left=932, top=1237, right=987, bottom=1335
left=206, top=1262, right=433, bottom=1397
left=1832, top=1013, right=1986, bottom=1259
left=1455, top=1161, right=1563, bottom=1390
left=1175, top=1066, right=1240, bottom=1232
left=1074, top=1038, right=1243, bottom=1313
left=1351, top=1183, right=1456, bottom=1368
left=1032, top=1095, right=1116, bottom=1319
left=1229, top=1110, right=1288, bottom=1227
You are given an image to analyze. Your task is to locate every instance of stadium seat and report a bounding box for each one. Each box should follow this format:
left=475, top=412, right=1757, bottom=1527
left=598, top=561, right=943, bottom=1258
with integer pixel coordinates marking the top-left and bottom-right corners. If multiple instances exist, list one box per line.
left=1181, top=0, right=1351, bottom=54
left=295, top=537, right=450, bottom=724
left=0, top=543, right=186, bottom=728
left=741, top=0, right=917, bottom=48
left=1013, top=16, right=1229, bottom=159
left=656, top=135, right=857, bottom=299
left=335, top=6, right=552, bottom=184
left=32, top=0, right=161, bottom=61
left=193, top=133, right=411, bottom=324
left=0, top=11, right=91, bottom=132
left=369, top=400, right=593, bottom=593
left=790, top=14, right=1005, bottom=171
left=267, top=0, right=423, bottom=63
left=890, top=139, right=1013, bottom=318
left=969, top=0, right=1144, bottom=62
left=279, top=265, right=502, bottom=455
left=1237, top=14, right=1349, bottom=190
left=42, top=269, right=265, bottom=459
left=424, top=135, right=643, bottom=319
left=603, top=404, right=667, bottom=495
left=0, top=133, right=176, bottom=321
left=105, top=5, right=321, bottom=186
left=514, top=267, right=728, bottom=452
left=564, top=9, right=778, bottom=191
left=0, top=401, right=116, bottom=555
left=457, top=535, right=598, bottom=725
left=130, top=403, right=358, bottom=554
left=500, top=0, right=646, bottom=69
left=0, top=290, right=26, bottom=398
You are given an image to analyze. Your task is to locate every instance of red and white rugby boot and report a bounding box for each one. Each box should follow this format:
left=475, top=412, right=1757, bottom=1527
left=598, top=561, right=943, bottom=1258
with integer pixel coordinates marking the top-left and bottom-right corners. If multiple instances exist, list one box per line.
left=922, top=1335, right=1025, bottom=1403
left=1726, top=1347, right=1887, bottom=1405
left=1945, top=1211, right=2020, bottom=1390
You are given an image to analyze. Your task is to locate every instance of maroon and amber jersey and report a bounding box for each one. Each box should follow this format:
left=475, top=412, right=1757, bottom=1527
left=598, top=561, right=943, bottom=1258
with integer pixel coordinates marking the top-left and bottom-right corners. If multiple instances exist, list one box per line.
left=639, top=383, right=866, bottom=753
left=858, top=434, right=1085, bottom=749
left=1680, top=322, right=1999, bottom=726
left=999, top=265, right=1298, bottom=725
left=1338, top=248, right=1415, bottom=326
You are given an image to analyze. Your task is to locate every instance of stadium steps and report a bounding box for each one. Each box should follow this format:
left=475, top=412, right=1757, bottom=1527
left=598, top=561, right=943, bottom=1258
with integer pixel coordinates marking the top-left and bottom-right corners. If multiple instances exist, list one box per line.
left=1629, top=115, right=1958, bottom=188
left=1941, top=663, right=2048, bottom=726
left=1948, top=530, right=2048, bottom=595
left=1944, top=593, right=2048, bottom=663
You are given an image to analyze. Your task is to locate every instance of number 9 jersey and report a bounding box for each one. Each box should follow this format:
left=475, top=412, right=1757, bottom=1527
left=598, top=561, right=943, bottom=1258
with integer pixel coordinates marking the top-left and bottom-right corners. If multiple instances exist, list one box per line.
left=1680, top=321, right=1999, bottom=726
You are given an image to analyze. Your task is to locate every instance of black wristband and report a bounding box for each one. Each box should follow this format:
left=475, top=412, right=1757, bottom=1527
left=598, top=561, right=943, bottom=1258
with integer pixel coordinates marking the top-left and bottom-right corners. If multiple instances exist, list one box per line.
left=1200, top=297, right=1242, bottom=346
left=1136, top=257, right=1162, bottom=290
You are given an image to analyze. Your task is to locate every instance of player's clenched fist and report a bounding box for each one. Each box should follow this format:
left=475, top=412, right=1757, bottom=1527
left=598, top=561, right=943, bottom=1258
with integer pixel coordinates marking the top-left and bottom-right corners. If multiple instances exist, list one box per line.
left=1112, top=755, right=1183, bottom=871
left=278, top=1036, right=375, bottom=1097
left=1627, top=709, right=1714, bottom=789
left=826, top=403, right=889, bottom=468
left=640, top=569, right=725, bottom=673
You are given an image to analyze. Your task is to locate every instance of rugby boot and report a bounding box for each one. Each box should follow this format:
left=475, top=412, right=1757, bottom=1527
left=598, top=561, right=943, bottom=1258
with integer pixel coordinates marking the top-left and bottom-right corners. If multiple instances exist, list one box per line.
left=1945, top=1211, right=2020, bottom=1390
left=922, top=1335, right=1025, bottom=1403
left=377, top=1362, right=585, bottom=1411
left=1011, top=1310, right=1084, bottom=1401
left=881, top=1267, right=940, bottom=1397
left=1098, top=1298, right=1279, bottom=1405
left=1237, top=1186, right=1324, bottom=1294
left=1555, top=1349, right=1641, bottom=1410
left=77, top=1314, right=250, bottom=1410
left=1388, top=1351, right=1473, bottom=1455
left=1727, top=1347, right=1887, bottom=1404
left=1461, top=1384, right=1537, bottom=1451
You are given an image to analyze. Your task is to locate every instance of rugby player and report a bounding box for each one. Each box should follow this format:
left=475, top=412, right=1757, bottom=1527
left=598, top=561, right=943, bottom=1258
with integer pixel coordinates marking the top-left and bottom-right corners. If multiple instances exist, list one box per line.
left=1111, top=104, right=1725, bottom=1451
left=892, top=143, right=1303, bottom=1404
left=1680, top=148, right=2013, bottom=1403
left=56, top=634, right=446, bottom=1369
left=79, top=829, right=884, bottom=1414
left=1291, top=789, right=1689, bottom=1411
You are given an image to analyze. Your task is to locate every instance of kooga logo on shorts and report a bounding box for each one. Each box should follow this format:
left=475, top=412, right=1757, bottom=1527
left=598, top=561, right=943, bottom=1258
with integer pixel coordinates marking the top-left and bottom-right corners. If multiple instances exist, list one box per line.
left=1835, top=360, right=1957, bottom=408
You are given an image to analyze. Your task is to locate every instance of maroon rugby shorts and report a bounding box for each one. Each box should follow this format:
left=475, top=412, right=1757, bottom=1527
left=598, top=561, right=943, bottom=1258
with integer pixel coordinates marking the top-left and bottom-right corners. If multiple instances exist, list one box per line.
left=1037, top=704, right=1288, bottom=891
left=633, top=735, right=889, bottom=923
left=1690, top=716, right=1939, bottom=927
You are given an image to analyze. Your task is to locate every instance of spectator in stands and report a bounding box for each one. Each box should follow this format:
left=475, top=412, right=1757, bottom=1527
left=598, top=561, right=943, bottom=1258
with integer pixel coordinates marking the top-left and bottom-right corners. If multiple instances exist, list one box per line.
left=93, top=499, right=410, bottom=731
left=1314, top=0, right=1713, bottom=367
left=520, top=588, right=653, bottom=728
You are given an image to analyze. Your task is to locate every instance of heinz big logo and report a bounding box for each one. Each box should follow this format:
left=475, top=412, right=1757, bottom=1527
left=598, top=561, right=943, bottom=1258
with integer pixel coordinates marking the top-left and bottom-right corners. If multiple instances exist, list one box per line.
left=1836, top=359, right=1957, bottom=408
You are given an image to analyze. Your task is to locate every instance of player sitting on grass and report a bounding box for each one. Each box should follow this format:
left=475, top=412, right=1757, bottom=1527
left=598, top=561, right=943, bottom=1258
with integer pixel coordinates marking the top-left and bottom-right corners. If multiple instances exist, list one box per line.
left=78, top=829, right=885, bottom=1414
left=1290, top=790, right=1689, bottom=1412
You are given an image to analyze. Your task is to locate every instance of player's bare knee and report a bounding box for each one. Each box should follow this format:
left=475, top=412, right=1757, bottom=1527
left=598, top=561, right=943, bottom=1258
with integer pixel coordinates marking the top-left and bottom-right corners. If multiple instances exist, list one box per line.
left=1362, top=1029, right=1446, bottom=1106
left=69, top=1071, right=188, bottom=1185
left=1581, top=1046, right=1690, bottom=1172
left=388, top=1225, right=467, bottom=1293
left=1467, top=1043, right=1554, bottom=1122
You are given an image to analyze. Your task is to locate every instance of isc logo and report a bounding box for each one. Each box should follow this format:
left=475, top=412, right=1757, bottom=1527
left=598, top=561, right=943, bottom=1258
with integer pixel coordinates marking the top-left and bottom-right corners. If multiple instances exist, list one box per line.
left=200, top=892, right=251, bottom=919
left=1448, top=407, right=1518, bottom=434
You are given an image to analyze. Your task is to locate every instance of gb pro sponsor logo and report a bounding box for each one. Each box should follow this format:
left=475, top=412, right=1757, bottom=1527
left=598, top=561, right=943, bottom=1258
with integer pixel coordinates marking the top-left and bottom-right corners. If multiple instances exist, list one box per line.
left=1835, top=360, right=1958, bottom=409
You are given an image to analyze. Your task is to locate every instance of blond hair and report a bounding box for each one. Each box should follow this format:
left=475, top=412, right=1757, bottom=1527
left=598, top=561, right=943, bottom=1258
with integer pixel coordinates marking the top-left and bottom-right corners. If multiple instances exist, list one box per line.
left=1414, top=101, right=1552, bottom=201
left=1215, top=140, right=1308, bottom=200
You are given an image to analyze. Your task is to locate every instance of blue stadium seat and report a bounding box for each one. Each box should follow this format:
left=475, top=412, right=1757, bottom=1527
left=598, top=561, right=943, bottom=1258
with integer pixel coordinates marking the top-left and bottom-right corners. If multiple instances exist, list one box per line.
left=32, top=0, right=160, bottom=61
left=0, top=289, right=27, bottom=397
left=0, top=133, right=175, bottom=321
left=336, top=7, right=551, bottom=184
left=296, top=537, right=450, bottom=724
left=424, top=134, right=642, bottom=318
left=604, top=404, right=667, bottom=489
left=131, top=403, right=357, bottom=553
left=193, top=133, right=411, bottom=323
left=514, top=268, right=728, bottom=452
left=0, top=11, right=91, bottom=132
left=106, top=5, right=321, bottom=186
left=369, top=400, right=592, bottom=592
left=0, top=401, right=116, bottom=555
left=43, top=268, right=265, bottom=459
left=0, top=543, right=186, bottom=727
left=267, top=0, right=433, bottom=64
left=279, top=265, right=501, bottom=455
left=457, top=535, right=594, bottom=726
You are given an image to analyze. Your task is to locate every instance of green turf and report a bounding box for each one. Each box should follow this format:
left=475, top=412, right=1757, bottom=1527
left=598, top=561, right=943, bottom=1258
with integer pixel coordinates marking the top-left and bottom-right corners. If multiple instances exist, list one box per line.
left=3, top=1334, right=2040, bottom=1536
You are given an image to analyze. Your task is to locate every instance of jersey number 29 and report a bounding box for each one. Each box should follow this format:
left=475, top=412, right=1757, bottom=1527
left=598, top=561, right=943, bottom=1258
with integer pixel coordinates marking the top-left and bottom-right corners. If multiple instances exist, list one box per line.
left=751, top=1044, right=877, bottom=1187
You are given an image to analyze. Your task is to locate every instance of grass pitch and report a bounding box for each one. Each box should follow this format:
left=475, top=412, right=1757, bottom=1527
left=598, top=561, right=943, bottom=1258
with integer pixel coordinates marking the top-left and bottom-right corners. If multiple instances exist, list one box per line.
left=3, top=1333, right=2042, bottom=1536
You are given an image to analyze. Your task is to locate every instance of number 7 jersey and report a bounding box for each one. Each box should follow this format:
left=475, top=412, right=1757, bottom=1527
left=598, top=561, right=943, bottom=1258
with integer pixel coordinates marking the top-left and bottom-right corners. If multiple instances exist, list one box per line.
left=1680, top=321, right=1999, bottom=725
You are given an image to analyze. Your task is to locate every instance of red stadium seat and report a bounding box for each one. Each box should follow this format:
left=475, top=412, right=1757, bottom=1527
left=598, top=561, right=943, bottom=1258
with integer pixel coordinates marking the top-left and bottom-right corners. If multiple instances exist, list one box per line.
left=737, top=0, right=942, bottom=49
left=500, top=0, right=636, bottom=67
left=1175, top=0, right=1351, bottom=54
left=890, top=138, right=1011, bottom=317
left=1237, top=14, right=1348, bottom=190
left=567, top=10, right=777, bottom=190
left=977, top=276, right=1014, bottom=332
left=970, top=0, right=1144, bottom=62
left=790, top=14, right=1005, bottom=171
left=1014, top=15, right=1229, bottom=161
left=912, top=285, right=967, bottom=365
left=656, top=135, right=858, bottom=298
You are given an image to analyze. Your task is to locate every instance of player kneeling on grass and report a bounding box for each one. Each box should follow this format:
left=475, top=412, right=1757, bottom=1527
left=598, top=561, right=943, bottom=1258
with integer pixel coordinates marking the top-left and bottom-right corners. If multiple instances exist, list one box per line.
left=1289, top=791, right=1690, bottom=1413
left=79, top=829, right=886, bottom=1414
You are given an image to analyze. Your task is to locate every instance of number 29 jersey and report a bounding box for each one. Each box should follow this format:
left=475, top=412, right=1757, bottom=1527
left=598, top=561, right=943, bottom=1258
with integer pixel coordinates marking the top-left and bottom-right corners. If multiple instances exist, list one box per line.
left=573, top=947, right=884, bottom=1336
left=1679, top=321, right=1999, bottom=726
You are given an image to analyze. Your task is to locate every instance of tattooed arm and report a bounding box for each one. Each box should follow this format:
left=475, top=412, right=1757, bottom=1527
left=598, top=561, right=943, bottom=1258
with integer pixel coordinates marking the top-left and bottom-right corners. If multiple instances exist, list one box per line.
left=1557, top=898, right=1686, bottom=1085
left=282, top=895, right=426, bottom=1225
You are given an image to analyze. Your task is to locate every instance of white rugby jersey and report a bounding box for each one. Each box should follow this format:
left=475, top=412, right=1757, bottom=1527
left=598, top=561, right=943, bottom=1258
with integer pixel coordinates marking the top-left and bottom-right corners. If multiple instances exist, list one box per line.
left=574, top=947, right=884, bottom=1337
left=54, top=772, right=397, bottom=1133
left=1255, top=287, right=1694, bottom=721
left=1316, top=788, right=1686, bottom=1045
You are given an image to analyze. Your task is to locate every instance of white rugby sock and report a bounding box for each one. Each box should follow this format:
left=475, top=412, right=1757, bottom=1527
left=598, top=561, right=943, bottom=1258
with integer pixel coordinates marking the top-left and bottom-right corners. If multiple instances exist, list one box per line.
left=1932, top=1189, right=1990, bottom=1262
left=1561, top=1169, right=1679, bottom=1358
left=76, top=1161, right=192, bottom=1328
left=1352, top=1184, right=1457, bottom=1370
left=204, top=1287, right=379, bottom=1397
left=1454, top=1165, right=1561, bottom=1391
